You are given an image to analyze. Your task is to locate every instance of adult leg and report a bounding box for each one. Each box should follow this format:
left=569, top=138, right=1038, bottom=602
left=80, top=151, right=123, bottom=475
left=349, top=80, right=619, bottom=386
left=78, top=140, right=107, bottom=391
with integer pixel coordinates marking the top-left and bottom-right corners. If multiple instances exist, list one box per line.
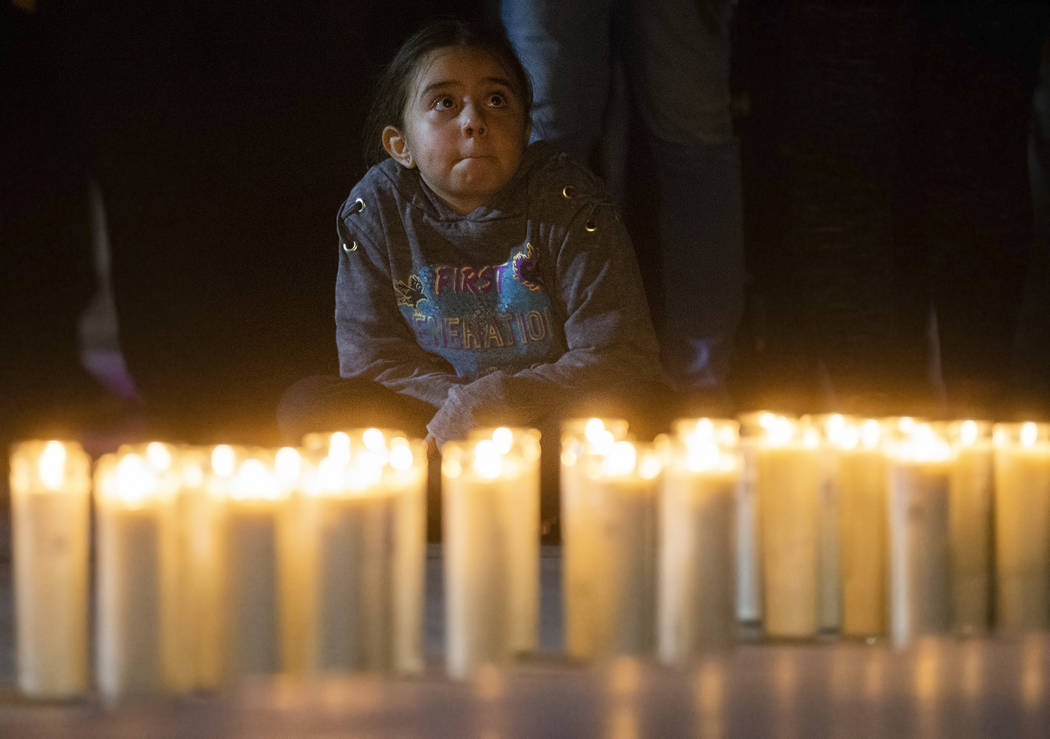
left=500, top=0, right=613, bottom=167
left=623, top=0, right=745, bottom=397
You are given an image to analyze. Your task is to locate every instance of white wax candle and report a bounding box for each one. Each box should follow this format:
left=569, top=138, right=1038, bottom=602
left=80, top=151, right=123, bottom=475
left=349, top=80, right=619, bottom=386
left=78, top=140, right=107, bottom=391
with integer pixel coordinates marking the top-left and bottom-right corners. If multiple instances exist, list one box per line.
left=566, top=440, right=661, bottom=659
left=94, top=452, right=179, bottom=699
left=754, top=416, right=823, bottom=639
left=561, top=418, right=631, bottom=658
left=948, top=421, right=993, bottom=635
left=658, top=420, right=739, bottom=662
left=993, top=422, right=1050, bottom=633
left=10, top=440, right=91, bottom=697
left=886, top=424, right=953, bottom=647
left=443, top=440, right=521, bottom=677
left=469, top=426, right=541, bottom=653
left=299, top=433, right=426, bottom=673
left=835, top=419, right=888, bottom=638
left=221, top=455, right=286, bottom=676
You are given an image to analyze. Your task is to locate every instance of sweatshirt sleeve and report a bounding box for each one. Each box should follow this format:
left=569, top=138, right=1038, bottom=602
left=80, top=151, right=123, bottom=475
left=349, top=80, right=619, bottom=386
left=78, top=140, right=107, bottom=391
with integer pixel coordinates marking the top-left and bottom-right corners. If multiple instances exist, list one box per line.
left=426, top=200, right=663, bottom=444
left=335, top=209, right=462, bottom=410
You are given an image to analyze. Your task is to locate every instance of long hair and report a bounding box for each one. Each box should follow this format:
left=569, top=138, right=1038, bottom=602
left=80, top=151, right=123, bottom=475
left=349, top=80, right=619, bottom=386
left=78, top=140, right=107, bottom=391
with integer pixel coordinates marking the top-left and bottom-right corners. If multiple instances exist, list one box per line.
left=362, top=19, right=533, bottom=167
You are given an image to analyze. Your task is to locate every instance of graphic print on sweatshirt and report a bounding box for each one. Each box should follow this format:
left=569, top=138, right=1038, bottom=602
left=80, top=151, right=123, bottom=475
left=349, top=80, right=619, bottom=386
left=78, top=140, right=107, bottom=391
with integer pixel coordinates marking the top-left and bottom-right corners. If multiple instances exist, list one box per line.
left=395, top=242, right=556, bottom=377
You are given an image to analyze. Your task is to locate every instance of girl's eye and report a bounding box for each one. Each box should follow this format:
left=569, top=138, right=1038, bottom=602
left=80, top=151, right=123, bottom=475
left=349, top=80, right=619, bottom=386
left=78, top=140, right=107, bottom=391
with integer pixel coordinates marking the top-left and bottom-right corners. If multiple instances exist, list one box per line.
left=433, top=96, right=456, bottom=111
left=487, top=93, right=507, bottom=108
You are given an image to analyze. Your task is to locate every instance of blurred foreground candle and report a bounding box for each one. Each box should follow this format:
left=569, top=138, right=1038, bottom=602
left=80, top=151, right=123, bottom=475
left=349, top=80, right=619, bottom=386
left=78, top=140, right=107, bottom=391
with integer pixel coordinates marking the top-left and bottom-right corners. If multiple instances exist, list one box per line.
left=443, top=435, right=539, bottom=677
left=219, top=451, right=289, bottom=676
left=754, top=414, right=823, bottom=640
left=886, top=422, right=953, bottom=647
left=469, top=426, right=541, bottom=654
left=948, top=421, right=994, bottom=635
left=735, top=412, right=772, bottom=625
left=10, top=440, right=91, bottom=697
left=94, top=451, right=179, bottom=699
left=299, top=430, right=427, bottom=673
left=561, top=418, right=631, bottom=658
left=993, top=422, right=1050, bottom=633
left=564, top=438, right=662, bottom=659
left=658, top=419, right=739, bottom=662
left=833, top=418, right=888, bottom=638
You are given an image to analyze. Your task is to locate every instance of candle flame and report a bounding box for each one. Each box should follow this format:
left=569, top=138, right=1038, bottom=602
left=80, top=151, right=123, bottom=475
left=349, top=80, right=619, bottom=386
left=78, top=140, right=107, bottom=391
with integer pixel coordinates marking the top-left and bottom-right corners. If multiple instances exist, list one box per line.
left=274, top=447, right=302, bottom=486
left=38, top=440, right=67, bottom=490
left=113, top=453, right=156, bottom=503
left=492, top=426, right=514, bottom=454
left=959, top=420, right=980, bottom=447
left=860, top=419, right=882, bottom=449
left=389, top=439, right=414, bottom=471
left=362, top=427, right=386, bottom=452
left=145, top=441, right=173, bottom=471
left=602, top=441, right=637, bottom=477
left=1021, top=422, right=1039, bottom=448
left=212, top=444, right=236, bottom=478
left=473, top=439, right=503, bottom=479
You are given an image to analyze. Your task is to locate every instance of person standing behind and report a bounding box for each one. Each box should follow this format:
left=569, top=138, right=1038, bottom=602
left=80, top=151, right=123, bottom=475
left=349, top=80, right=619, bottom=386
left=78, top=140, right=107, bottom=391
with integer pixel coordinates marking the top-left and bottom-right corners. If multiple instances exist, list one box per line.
left=500, top=0, right=744, bottom=407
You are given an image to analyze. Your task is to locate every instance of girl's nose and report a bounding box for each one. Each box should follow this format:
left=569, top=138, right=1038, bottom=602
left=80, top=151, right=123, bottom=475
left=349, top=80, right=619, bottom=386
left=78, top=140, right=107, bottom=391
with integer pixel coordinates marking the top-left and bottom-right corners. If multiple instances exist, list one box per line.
left=461, top=102, right=487, bottom=136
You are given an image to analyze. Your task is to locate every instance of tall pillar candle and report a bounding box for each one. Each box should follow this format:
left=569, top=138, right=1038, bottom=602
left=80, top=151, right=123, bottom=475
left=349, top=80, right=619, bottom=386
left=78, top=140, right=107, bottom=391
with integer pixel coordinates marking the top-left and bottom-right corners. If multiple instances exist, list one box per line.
left=566, top=440, right=662, bottom=659
left=993, top=422, right=1050, bottom=633
left=220, top=453, right=288, bottom=676
left=10, top=440, right=91, bottom=697
left=736, top=412, right=778, bottom=625
left=811, top=414, right=850, bottom=633
left=834, top=419, right=888, bottom=638
left=470, top=426, right=541, bottom=654
left=754, top=415, right=823, bottom=640
left=560, top=418, right=631, bottom=659
left=94, top=452, right=179, bottom=699
left=947, top=421, right=994, bottom=635
left=300, top=431, right=426, bottom=673
left=658, top=420, right=739, bottom=662
left=886, top=423, right=953, bottom=647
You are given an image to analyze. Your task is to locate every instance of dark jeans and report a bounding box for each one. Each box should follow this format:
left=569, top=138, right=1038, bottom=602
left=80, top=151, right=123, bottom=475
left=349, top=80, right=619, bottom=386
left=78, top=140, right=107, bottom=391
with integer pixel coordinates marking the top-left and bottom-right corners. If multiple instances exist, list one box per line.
left=277, top=374, right=683, bottom=542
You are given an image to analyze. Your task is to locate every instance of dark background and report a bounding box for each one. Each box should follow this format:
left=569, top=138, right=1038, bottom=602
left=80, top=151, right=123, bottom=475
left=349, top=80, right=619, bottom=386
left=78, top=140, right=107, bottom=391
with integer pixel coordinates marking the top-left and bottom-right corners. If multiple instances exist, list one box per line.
left=2, top=0, right=1049, bottom=449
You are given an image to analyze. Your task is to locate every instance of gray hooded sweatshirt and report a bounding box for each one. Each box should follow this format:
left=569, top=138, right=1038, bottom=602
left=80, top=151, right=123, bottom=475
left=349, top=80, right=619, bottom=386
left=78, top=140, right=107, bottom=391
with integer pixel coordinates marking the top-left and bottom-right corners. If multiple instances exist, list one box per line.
left=335, top=141, right=662, bottom=445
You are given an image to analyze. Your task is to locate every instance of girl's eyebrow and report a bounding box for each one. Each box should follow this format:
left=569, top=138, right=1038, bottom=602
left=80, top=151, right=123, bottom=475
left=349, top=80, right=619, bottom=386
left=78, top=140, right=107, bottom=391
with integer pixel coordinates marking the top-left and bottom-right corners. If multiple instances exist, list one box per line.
left=418, top=76, right=515, bottom=99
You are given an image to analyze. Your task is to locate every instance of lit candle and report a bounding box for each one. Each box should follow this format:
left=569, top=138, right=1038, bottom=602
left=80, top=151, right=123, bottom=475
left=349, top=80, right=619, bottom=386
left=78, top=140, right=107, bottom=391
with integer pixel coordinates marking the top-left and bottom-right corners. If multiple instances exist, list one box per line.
left=560, top=418, right=631, bottom=658
left=658, top=419, right=739, bottom=662
left=734, top=411, right=773, bottom=625
left=299, top=430, right=427, bottom=673
left=947, top=420, right=994, bottom=636
left=565, top=439, right=662, bottom=659
left=993, top=422, right=1050, bottom=633
left=10, top=440, right=91, bottom=697
left=469, top=426, right=541, bottom=654
left=833, top=418, right=888, bottom=638
left=219, top=450, right=288, bottom=676
left=886, top=422, right=953, bottom=647
left=810, top=413, right=849, bottom=633
left=443, top=436, right=538, bottom=676
left=753, top=414, right=823, bottom=640
left=94, top=451, right=179, bottom=699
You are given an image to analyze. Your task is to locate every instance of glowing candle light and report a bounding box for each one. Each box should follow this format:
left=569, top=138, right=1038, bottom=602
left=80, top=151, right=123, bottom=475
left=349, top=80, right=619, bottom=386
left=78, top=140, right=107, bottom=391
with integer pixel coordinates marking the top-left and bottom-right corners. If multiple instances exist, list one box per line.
left=560, top=418, right=632, bottom=659
left=886, top=422, right=954, bottom=647
left=993, top=422, right=1050, bottom=633
left=297, top=431, right=427, bottom=674
left=658, top=419, right=739, bottom=662
left=752, top=414, right=824, bottom=640
left=469, top=426, right=542, bottom=654
left=563, top=438, right=663, bottom=660
left=219, top=451, right=289, bottom=676
left=443, top=434, right=541, bottom=676
left=94, top=451, right=179, bottom=699
left=947, top=420, right=994, bottom=636
left=833, top=418, right=889, bottom=638
left=10, top=440, right=91, bottom=697
left=734, top=411, right=780, bottom=625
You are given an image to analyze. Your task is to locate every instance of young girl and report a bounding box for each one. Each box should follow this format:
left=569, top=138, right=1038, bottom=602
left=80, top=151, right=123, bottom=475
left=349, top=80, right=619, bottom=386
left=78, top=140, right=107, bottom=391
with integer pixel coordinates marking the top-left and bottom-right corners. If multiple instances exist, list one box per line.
left=279, top=20, right=666, bottom=449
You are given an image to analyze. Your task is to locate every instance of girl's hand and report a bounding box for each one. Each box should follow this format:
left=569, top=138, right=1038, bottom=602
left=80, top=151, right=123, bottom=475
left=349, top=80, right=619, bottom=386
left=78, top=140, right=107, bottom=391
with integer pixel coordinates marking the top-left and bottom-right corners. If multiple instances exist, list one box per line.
left=424, top=434, right=440, bottom=458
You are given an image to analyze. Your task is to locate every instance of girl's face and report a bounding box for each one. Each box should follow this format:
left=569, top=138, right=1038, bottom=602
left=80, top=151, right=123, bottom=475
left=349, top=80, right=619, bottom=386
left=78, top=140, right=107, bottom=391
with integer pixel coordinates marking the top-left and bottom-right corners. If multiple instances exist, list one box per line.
left=382, top=46, right=530, bottom=215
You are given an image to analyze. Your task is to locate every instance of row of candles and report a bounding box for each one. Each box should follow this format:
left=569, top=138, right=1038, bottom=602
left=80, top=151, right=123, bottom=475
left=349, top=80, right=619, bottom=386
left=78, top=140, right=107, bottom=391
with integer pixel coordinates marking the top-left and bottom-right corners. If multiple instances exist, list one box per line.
left=8, top=414, right=1050, bottom=700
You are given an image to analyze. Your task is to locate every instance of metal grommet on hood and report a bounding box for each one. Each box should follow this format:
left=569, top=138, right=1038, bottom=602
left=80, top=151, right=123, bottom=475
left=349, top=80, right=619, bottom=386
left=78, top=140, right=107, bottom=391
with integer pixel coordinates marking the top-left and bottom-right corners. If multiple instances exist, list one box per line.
left=342, top=240, right=359, bottom=253
left=347, top=197, right=366, bottom=215
left=584, top=220, right=597, bottom=232
left=562, top=185, right=576, bottom=199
